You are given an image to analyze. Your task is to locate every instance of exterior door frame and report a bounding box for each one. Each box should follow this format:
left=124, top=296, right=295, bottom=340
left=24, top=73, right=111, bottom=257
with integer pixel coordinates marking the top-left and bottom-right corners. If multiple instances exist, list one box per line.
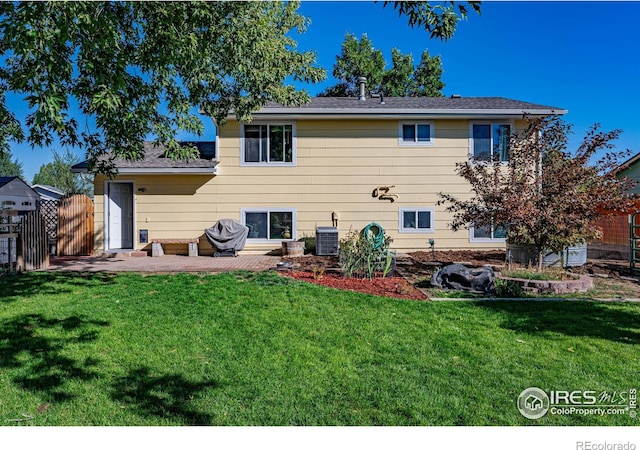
left=104, top=180, right=135, bottom=250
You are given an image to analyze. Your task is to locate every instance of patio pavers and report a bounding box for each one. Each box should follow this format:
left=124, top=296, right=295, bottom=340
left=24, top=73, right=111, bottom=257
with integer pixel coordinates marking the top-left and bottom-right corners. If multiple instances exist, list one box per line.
left=42, top=254, right=281, bottom=273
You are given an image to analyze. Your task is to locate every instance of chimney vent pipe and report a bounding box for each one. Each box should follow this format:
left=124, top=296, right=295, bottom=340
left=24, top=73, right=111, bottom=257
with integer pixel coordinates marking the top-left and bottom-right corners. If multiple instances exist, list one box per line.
left=357, top=77, right=367, bottom=101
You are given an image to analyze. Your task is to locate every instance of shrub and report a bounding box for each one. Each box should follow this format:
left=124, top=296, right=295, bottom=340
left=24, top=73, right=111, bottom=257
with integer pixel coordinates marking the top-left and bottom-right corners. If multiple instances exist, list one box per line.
left=338, top=228, right=394, bottom=279
left=298, top=235, right=316, bottom=255
left=494, top=278, right=526, bottom=298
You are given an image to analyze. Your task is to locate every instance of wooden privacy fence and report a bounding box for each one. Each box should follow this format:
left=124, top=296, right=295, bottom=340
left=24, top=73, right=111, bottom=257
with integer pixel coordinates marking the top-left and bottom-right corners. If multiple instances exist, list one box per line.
left=20, top=210, right=49, bottom=270
left=588, top=214, right=633, bottom=260
left=57, top=194, right=94, bottom=256
left=0, top=210, right=49, bottom=271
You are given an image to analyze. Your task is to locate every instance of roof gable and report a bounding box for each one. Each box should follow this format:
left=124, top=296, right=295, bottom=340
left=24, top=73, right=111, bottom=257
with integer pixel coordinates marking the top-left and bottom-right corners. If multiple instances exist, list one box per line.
left=0, top=176, right=18, bottom=188
left=32, top=184, right=66, bottom=200
left=0, top=176, right=40, bottom=199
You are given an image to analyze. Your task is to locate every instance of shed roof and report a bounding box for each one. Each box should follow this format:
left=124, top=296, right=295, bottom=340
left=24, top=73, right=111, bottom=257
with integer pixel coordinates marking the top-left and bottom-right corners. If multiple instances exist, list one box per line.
left=0, top=176, right=18, bottom=188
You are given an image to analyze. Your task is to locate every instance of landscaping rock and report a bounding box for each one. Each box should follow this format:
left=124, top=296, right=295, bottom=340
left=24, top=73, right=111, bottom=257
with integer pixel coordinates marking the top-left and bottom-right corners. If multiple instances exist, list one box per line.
left=430, top=263, right=495, bottom=294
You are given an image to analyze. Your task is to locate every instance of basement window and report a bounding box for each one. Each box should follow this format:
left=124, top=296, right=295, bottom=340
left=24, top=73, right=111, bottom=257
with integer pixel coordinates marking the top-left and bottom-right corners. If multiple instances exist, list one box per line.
left=470, top=223, right=507, bottom=242
left=242, top=208, right=296, bottom=242
left=399, top=207, right=435, bottom=233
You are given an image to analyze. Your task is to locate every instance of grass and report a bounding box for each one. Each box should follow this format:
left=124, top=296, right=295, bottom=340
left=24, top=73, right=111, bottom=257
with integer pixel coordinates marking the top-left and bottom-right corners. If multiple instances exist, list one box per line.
left=502, top=268, right=572, bottom=281
left=0, top=270, right=638, bottom=426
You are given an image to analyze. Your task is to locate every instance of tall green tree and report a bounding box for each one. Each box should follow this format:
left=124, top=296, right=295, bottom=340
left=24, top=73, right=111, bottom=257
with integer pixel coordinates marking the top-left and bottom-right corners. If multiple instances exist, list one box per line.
left=0, top=150, right=24, bottom=178
left=320, top=33, right=385, bottom=97
left=382, top=1, right=481, bottom=40
left=321, top=34, right=445, bottom=98
left=0, top=1, right=326, bottom=174
left=0, top=1, right=478, bottom=175
left=413, top=50, right=445, bottom=97
left=381, top=49, right=416, bottom=97
left=32, top=149, right=92, bottom=196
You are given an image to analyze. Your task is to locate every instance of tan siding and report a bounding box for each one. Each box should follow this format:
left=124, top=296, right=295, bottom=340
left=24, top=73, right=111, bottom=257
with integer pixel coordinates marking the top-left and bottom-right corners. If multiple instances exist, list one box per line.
left=93, top=118, right=525, bottom=254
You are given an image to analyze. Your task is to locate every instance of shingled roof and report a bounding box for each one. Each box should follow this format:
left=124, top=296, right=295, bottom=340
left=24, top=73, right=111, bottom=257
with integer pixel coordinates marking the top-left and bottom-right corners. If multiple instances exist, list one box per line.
left=0, top=176, right=18, bottom=188
left=247, top=96, right=567, bottom=118
left=72, top=141, right=217, bottom=174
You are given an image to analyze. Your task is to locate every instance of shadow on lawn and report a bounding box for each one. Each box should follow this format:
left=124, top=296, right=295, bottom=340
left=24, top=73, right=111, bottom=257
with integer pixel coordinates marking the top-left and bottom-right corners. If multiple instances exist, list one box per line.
left=476, top=301, right=640, bottom=344
left=0, top=313, right=109, bottom=402
left=111, top=366, right=220, bottom=425
left=0, top=272, right=117, bottom=303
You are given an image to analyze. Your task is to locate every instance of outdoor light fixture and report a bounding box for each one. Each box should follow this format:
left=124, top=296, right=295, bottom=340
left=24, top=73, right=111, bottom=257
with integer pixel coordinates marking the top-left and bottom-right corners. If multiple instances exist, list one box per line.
left=137, top=187, right=147, bottom=192
left=428, top=239, right=435, bottom=258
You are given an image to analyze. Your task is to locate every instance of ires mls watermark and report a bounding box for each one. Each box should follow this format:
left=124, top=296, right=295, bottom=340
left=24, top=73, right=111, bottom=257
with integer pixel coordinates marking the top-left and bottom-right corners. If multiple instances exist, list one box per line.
left=517, top=387, right=637, bottom=420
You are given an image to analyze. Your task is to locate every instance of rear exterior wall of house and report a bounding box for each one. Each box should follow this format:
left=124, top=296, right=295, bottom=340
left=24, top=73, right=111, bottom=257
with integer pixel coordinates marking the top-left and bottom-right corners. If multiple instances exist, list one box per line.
left=93, top=117, right=526, bottom=255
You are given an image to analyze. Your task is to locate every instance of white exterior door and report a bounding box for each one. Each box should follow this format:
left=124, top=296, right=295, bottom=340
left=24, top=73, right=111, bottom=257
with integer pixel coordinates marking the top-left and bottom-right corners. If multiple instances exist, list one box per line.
left=108, top=182, right=133, bottom=249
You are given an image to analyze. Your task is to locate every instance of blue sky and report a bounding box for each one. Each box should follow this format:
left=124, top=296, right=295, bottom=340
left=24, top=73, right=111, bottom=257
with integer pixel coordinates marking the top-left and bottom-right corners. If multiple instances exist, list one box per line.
left=293, top=0, right=640, bottom=153
left=10, top=1, right=640, bottom=181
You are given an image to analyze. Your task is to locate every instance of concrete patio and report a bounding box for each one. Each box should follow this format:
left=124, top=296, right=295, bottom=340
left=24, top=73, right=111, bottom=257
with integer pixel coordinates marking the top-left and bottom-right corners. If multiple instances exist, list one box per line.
left=42, top=254, right=281, bottom=273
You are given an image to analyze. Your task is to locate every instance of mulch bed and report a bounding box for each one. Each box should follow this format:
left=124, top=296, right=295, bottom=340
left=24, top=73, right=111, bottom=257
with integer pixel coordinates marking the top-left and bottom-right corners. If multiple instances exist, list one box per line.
left=280, top=270, right=428, bottom=301
left=277, top=250, right=640, bottom=300
left=411, top=250, right=507, bottom=266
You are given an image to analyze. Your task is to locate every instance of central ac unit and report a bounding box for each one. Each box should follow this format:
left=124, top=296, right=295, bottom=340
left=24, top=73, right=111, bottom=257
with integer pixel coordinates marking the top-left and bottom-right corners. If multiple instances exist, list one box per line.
left=316, top=226, right=339, bottom=256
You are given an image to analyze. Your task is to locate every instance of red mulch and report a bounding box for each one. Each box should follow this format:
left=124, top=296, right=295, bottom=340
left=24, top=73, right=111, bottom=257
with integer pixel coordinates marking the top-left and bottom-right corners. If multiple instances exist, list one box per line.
left=277, top=250, right=639, bottom=300
left=280, top=270, right=428, bottom=301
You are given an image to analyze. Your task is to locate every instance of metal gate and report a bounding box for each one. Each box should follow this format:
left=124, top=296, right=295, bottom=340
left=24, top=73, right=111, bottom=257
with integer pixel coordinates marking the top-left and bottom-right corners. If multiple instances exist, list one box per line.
left=57, top=194, right=94, bottom=256
left=630, top=212, right=640, bottom=272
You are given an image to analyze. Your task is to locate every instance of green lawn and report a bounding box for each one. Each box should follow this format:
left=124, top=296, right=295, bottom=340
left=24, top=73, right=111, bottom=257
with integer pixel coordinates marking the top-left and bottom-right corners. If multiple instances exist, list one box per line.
left=0, top=271, right=638, bottom=426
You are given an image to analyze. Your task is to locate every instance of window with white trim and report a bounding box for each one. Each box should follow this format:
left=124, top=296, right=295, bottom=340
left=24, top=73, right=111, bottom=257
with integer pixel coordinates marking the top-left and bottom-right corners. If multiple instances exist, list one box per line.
left=399, top=122, right=434, bottom=146
left=241, top=123, right=296, bottom=165
left=470, top=122, right=511, bottom=162
left=399, top=207, right=435, bottom=233
left=242, top=208, right=296, bottom=241
left=470, top=223, right=507, bottom=242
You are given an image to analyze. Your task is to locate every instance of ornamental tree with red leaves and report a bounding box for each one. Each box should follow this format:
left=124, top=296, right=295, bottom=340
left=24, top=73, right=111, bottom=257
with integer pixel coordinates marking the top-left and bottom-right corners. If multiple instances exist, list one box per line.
left=439, top=116, right=638, bottom=271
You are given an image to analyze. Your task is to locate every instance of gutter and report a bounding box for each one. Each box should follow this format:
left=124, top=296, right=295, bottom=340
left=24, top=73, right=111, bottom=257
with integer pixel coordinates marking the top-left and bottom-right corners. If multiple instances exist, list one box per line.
left=72, top=165, right=219, bottom=176
left=230, top=109, right=568, bottom=121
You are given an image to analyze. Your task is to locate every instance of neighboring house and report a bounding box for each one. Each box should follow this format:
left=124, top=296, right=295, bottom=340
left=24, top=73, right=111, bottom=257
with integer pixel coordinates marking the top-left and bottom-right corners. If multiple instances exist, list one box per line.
left=588, top=150, right=640, bottom=260
left=0, top=176, right=39, bottom=212
left=73, top=90, right=566, bottom=255
left=0, top=176, right=40, bottom=265
left=614, top=151, right=640, bottom=195
left=31, top=184, right=66, bottom=201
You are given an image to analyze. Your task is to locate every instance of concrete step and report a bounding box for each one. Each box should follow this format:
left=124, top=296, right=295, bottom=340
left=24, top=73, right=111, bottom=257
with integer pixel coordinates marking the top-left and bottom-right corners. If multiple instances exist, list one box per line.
left=101, top=250, right=149, bottom=258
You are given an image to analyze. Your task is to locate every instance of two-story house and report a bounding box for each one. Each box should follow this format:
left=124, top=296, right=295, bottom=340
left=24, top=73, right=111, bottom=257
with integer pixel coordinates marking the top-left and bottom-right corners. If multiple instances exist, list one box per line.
left=75, top=91, right=566, bottom=256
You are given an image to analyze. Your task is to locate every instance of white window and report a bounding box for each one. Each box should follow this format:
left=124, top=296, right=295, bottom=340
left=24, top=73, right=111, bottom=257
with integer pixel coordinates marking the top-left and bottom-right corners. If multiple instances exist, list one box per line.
left=399, top=207, right=435, bottom=233
left=242, top=208, right=296, bottom=242
left=399, top=122, right=434, bottom=146
left=470, top=223, right=507, bottom=243
left=241, top=123, right=296, bottom=166
left=469, top=121, right=511, bottom=162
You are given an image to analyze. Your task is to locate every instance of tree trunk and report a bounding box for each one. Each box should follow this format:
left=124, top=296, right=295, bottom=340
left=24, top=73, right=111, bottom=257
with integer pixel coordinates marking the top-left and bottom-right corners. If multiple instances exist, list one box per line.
left=537, top=251, right=544, bottom=272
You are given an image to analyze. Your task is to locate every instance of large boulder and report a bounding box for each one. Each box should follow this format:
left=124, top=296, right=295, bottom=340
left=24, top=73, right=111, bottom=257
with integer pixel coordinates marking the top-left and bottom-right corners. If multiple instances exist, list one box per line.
left=430, top=263, right=495, bottom=294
